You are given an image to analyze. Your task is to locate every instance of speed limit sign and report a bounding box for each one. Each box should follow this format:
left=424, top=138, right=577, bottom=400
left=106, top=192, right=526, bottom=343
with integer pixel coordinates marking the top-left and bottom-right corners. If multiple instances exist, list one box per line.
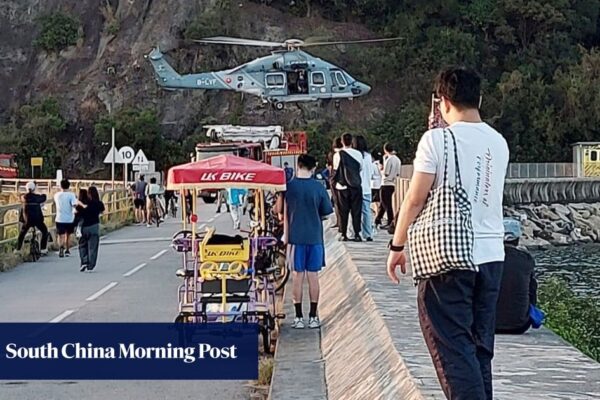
left=118, top=146, right=135, bottom=164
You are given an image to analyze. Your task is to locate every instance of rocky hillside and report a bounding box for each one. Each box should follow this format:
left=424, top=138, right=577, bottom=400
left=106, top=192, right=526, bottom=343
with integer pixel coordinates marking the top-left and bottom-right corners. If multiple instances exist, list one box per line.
left=0, top=0, right=397, bottom=175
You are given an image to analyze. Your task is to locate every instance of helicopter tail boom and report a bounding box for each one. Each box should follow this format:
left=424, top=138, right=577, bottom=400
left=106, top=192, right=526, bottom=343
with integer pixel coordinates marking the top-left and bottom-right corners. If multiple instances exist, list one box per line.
left=147, top=48, right=230, bottom=90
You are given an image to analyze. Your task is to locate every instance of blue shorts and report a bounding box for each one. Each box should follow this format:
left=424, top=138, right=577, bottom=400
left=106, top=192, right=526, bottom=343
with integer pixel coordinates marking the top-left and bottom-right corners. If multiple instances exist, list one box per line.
left=287, top=244, right=325, bottom=273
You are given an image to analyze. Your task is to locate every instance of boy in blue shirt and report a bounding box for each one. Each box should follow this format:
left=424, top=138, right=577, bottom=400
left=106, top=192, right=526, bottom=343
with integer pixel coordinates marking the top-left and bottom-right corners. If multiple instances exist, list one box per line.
left=226, top=188, right=247, bottom=230
left=284, top=154, right=333, bottom=329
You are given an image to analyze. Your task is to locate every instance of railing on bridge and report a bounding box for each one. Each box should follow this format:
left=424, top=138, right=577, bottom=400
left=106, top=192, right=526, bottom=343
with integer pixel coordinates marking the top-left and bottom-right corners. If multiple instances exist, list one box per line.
left=400, top=162, right=575, bottom=180
left=0, top=189, right=133, bottom=249
left=0, top=179, right=125, bottom=194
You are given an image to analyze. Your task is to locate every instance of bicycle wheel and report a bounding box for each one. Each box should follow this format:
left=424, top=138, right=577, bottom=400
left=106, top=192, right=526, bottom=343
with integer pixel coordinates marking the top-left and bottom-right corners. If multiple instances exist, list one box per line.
left=30, top=239, right=40, bottom=262
left=153, top=203, right=160, bottom=227
left=272, top=250, right=289, bottom=292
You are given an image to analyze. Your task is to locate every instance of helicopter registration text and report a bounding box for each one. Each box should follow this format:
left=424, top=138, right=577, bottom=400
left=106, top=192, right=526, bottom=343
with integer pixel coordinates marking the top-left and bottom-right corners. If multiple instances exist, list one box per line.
left=200, top=172, right=256, bottom=182
left=197, top=78, right=217, bottom=87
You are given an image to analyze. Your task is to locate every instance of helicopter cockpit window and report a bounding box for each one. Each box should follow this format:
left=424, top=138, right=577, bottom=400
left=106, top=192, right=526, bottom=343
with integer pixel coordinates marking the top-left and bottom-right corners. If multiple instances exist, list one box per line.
left=266, top=73, right=285, bottom=88
left=335, top=71, right=347, bottom=87
left=311, top=72, right=325, bottom=86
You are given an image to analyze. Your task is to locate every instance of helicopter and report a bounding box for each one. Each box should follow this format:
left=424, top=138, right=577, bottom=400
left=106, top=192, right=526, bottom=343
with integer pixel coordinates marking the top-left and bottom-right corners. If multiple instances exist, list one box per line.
left=146, top=36, right=400, bottom=110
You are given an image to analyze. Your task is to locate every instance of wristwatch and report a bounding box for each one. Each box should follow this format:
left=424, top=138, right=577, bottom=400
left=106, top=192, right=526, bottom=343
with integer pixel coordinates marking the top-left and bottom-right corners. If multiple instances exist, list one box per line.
left=388, top=239, right=405, bottom=252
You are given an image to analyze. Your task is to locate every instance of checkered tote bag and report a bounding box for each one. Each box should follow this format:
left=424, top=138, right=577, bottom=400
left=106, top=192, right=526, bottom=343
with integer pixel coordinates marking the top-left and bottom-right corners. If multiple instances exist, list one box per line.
left=408, top=129, right=477, bottom=282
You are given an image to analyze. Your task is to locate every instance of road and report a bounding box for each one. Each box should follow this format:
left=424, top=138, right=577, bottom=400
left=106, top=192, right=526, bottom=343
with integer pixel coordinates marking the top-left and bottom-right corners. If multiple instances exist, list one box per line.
left=0, top=200, right=253, bottom=400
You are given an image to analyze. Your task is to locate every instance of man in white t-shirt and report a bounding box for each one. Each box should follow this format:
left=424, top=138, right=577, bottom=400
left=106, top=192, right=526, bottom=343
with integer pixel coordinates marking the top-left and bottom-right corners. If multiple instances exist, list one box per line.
left=54, top=179, right=78, bottom=258
left=386, top=67, right=509, bottom=399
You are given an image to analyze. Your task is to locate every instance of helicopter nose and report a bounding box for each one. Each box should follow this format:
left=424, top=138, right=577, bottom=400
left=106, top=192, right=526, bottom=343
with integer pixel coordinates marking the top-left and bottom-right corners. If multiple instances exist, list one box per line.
left=351, top=82, right=371, bottom=96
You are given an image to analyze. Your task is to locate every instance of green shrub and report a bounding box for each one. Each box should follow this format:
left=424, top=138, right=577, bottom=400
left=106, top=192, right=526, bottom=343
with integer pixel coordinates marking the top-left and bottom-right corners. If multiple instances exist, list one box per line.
left=539, top=277, right=600, bottom=362
left=34, top=13, right=81, bottom=52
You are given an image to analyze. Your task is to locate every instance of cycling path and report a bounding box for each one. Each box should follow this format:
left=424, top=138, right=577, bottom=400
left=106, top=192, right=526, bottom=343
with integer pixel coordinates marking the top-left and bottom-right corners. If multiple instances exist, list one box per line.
left=0, top=201, right=250, bottom=400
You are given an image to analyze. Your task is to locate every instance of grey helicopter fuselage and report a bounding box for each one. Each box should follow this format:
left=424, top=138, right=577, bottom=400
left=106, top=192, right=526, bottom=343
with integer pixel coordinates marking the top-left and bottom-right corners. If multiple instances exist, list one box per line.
left=147, top=48, right=371, bottom=107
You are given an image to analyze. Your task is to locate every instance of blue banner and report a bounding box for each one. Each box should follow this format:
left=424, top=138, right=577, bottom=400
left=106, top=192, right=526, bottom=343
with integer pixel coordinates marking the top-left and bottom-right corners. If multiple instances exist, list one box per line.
left=0, top=323, right=258, bottom=380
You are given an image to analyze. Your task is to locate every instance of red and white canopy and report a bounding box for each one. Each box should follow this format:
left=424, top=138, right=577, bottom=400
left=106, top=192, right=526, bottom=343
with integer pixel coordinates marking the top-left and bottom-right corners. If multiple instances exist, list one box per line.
left=167, top=154, right=286, bottom=191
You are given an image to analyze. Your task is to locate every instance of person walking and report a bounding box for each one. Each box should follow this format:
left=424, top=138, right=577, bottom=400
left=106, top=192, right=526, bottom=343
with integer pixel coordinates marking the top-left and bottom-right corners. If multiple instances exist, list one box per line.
left=375, top=143, right=401, bottom=230
left=284, top=154, right=333, bottom=329
left=387, top=67, right=509, bottom=400
left=353, top=136, right=376, bottom=241
left=226, top=188, right=247, bottom=230
left=133, top=175, right=147, bottom=224
left=78, top=186, right=105, bottom=272
left=54, top=179, right=77, bottom=258
left=216, top=189, right=230, bottom=214
left=16, top=182, right=49, bottom=255
left=371, top=156, right=383, bottom=226
left=332, top=133, right=363, bottom=242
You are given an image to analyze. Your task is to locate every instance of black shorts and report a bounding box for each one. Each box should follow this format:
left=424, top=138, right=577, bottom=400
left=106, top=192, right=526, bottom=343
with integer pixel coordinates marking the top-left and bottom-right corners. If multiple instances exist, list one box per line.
left=134, top=199, right=146, bottom=209
left=371, top=189, right=381, bottom=203
left=56, top=222, right=74, bottom=235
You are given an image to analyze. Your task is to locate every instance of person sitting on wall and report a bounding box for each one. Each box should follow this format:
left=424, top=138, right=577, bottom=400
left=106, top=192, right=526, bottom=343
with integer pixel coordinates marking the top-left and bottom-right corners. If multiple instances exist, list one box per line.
left=496, top=218, right=544, bottom=334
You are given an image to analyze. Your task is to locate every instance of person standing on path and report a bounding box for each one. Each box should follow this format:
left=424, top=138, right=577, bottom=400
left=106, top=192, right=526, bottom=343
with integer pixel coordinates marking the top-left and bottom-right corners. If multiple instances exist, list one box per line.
left=54, top=179, right=77, bottom=258
left=329, top=138, right=343, bottom=232
left=353, top=136, right=376, bottom=241
left=386, top=67, right=509, bottom=400
left=78, top=186, right=105, bottom=272
left=284, top=154, right=333, bottom=329
left=371, top=156, right=383, bottom=224
left=133, top=175, right=147, bottom=224
left=375, top=143, right=401, bottom=230
left=332, top=133, right=363, bottom=242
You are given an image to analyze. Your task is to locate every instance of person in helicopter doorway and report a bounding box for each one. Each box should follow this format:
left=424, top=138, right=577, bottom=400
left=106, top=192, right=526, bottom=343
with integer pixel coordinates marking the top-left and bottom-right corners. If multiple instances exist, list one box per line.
left=297, top=70, right=308, bottom=94
left=496, top=218, right=544, bottom=334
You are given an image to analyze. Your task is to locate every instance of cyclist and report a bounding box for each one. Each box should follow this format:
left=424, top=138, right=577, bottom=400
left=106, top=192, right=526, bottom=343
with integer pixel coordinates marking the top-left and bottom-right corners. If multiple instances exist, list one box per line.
left=164, top=189, right=177, bottom=217
left=16, top=182, right=49, bottom=255
left=145, top=177, right=164, bottom=226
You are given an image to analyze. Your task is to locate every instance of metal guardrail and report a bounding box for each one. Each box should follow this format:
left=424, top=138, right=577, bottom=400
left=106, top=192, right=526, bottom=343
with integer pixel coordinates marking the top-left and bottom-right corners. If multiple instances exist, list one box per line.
left=400, top=163, right=575, bottom=180
left=0, top=179, right=125, bottom=194
left=0, top=189, right=133, bottom=248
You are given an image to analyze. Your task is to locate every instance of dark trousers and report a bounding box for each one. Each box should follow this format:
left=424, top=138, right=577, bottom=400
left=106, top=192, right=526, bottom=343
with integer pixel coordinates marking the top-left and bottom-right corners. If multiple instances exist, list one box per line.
left=417, top=262, right=504, bottom=400
left=331, top=187, right=342, bottom=232
left=375, top=185, right=395, bottom=225
left=17, top=220, right=49, bottom=251
left=338, top=187, right=362, bottom=238
left=79, top=224, right=100, bottom=269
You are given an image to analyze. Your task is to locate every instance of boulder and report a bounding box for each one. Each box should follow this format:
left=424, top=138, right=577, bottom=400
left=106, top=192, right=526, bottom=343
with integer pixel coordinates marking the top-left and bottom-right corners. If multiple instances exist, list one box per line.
left=569, top=203, right=589, bottom=211
left=521, top=236, right=551, bottom=248
left=539, top=208, right=561, bottom=221
left=549, top=232, right=571, bottom=245
left=551, top=204, right=571, bottom=216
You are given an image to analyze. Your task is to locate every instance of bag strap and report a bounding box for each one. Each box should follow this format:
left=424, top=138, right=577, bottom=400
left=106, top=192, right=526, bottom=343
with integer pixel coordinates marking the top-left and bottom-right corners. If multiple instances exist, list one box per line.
left=446, top=128, right=463, bottom=187
left=442, top=129, right=450, bottom=185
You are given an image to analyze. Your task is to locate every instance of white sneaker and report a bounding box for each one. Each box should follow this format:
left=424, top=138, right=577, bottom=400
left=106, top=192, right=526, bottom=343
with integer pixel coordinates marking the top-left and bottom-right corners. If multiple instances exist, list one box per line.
left=308, top=317, right=321, bottom=329
left=291, top=317, right=305, bottom=329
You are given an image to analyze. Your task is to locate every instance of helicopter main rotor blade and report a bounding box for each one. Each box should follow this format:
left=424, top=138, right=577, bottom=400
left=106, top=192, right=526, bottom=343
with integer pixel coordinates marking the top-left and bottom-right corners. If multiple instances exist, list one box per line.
left=302, top=37, right=403, bottom=47
left=193, top=36, right=286, bottom=48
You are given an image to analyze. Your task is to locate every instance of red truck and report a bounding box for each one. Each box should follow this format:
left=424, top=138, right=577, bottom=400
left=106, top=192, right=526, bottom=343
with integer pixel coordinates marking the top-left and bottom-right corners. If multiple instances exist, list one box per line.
left=0, top=154, right=18, bottom=178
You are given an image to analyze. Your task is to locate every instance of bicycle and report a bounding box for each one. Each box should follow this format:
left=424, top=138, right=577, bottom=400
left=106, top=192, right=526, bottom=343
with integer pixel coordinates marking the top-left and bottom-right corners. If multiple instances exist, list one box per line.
left=27, top=226, right=41, bottom=262
left=148, top=195, right=161, bottom=228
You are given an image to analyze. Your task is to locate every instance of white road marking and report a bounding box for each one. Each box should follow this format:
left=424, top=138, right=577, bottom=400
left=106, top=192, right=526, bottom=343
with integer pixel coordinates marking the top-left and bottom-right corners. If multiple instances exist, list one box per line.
left=150, top=249, right=168, bottom=260
left=86, top=282, right=119, bottom=301
left=123, top=263, right=148, bottom=277
left=207, top=217, right=215, bottom=223
left=49, top=309, right=76, bottom=323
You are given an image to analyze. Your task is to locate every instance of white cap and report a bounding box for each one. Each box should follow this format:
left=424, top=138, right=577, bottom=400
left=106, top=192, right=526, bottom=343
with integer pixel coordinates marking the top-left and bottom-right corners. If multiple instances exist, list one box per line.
left=25, top=181, right=36, bottom=192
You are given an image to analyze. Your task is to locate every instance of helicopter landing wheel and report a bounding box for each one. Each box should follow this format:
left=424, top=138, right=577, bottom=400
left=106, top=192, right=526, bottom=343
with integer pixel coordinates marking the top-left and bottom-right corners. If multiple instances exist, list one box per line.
left=334, top=100, right=341, bottom=109
left=273, top=101, right=285, bottom=111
